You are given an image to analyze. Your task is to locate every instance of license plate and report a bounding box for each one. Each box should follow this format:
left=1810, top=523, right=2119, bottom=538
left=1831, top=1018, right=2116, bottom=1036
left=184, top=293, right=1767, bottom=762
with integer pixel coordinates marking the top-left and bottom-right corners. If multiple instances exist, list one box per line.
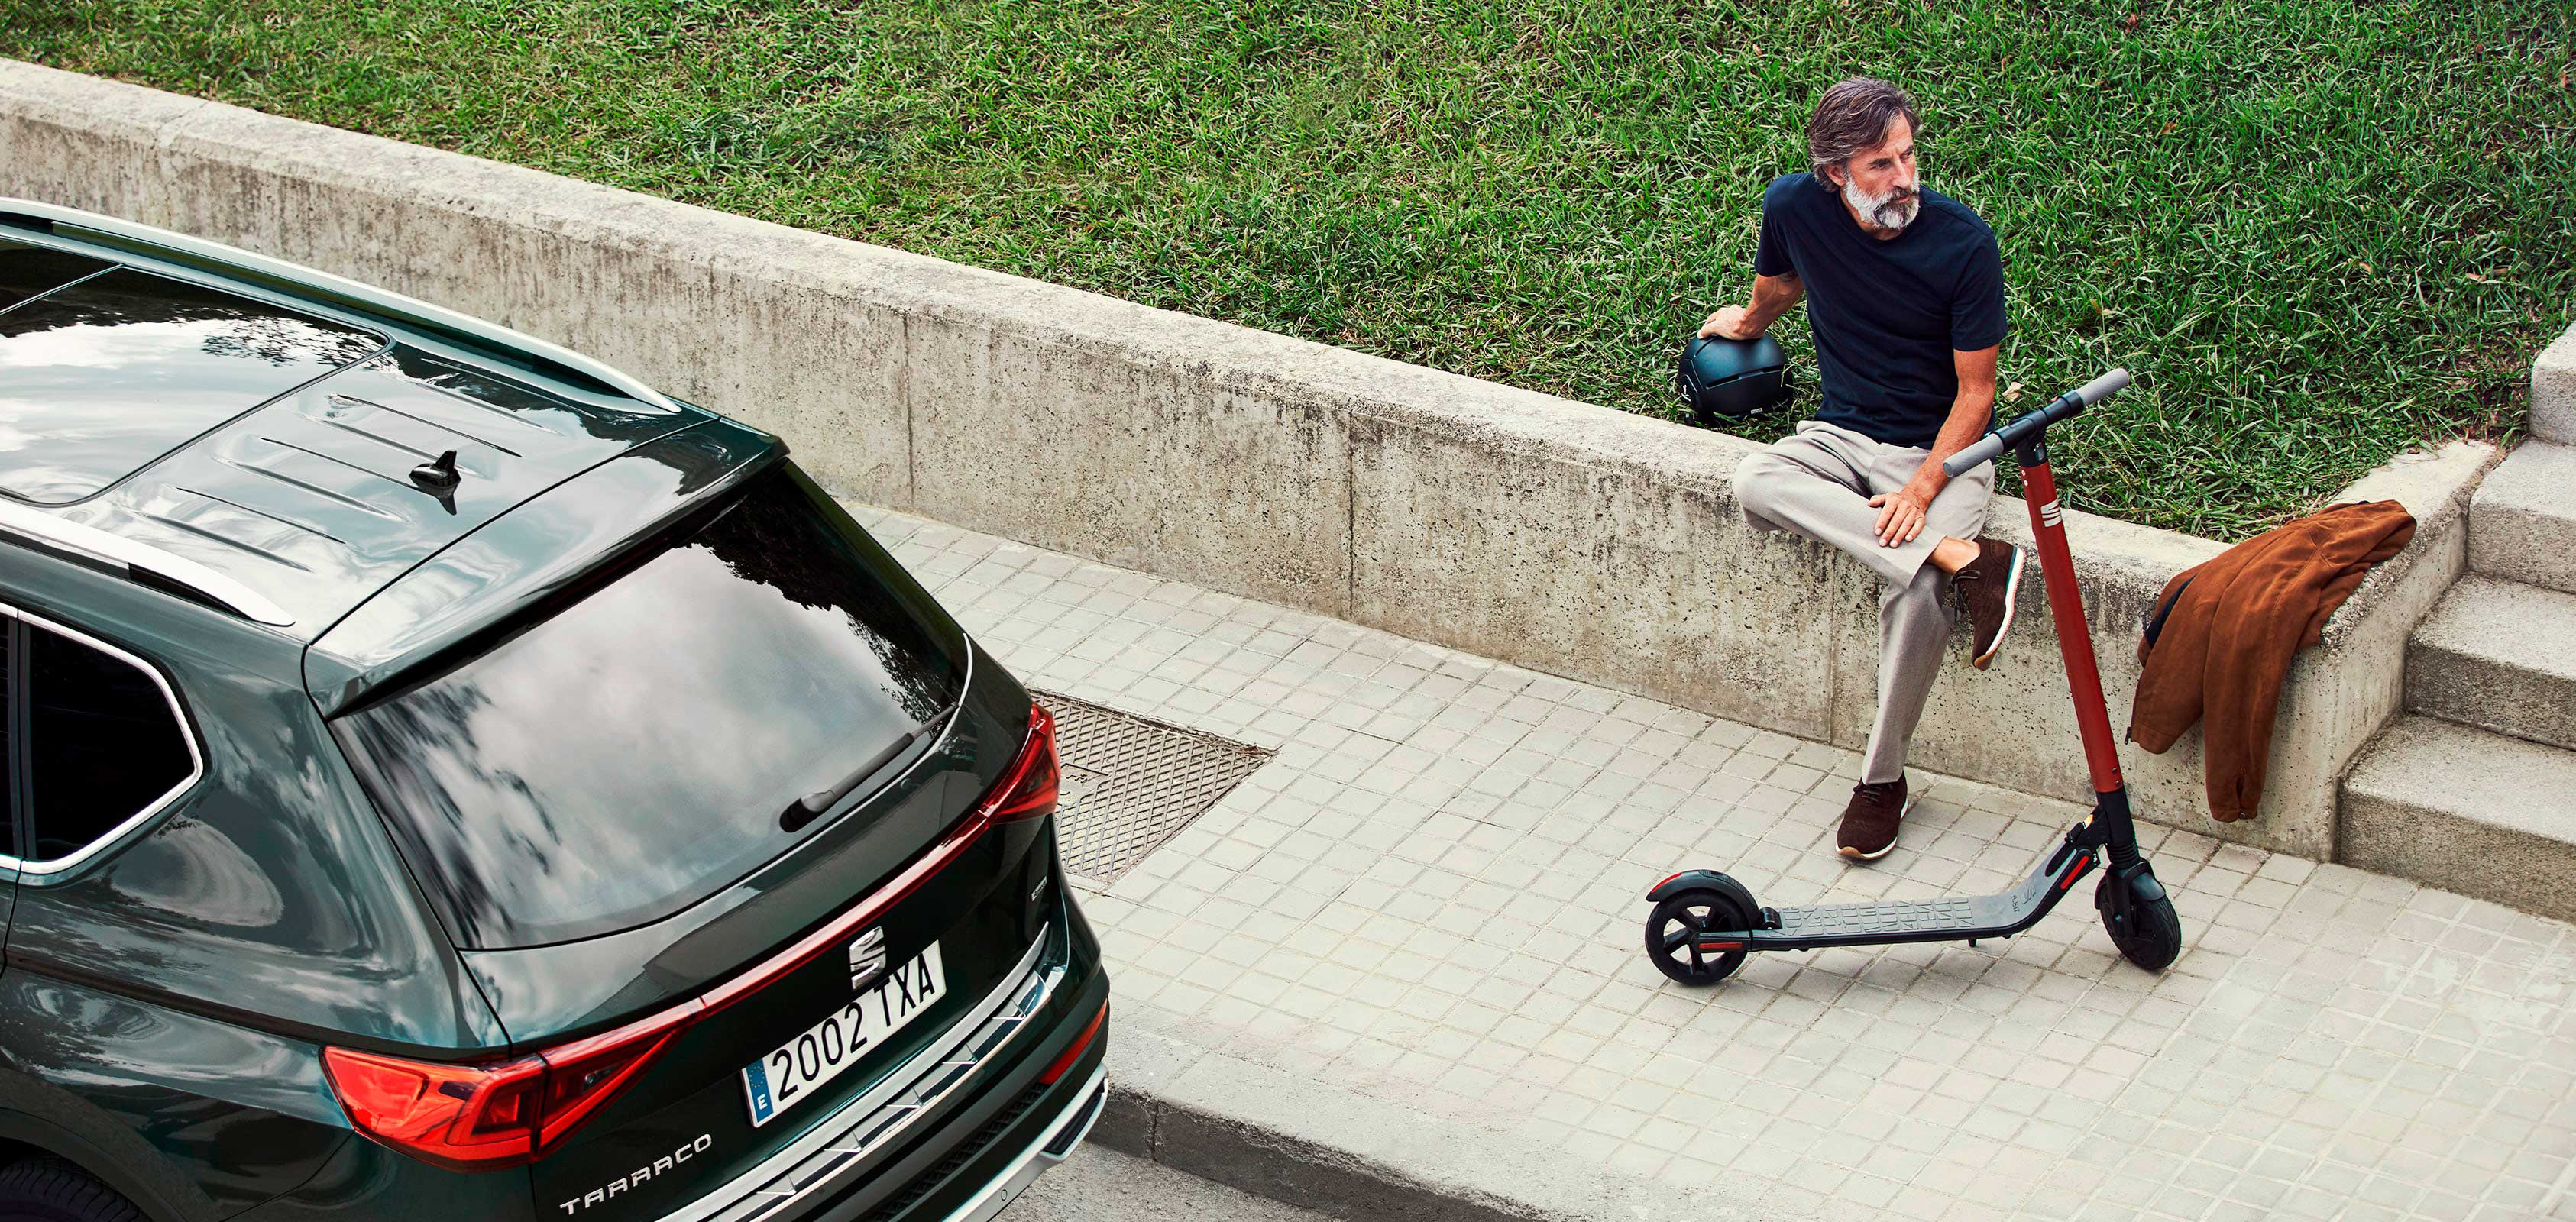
left=741, top=942, right=947, bottom=1127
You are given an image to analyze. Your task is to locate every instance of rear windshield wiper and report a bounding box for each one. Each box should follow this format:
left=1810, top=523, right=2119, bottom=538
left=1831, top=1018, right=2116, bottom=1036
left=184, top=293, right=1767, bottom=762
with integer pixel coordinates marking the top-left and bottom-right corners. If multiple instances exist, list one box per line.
left=782, top=698, right=960, bottom=832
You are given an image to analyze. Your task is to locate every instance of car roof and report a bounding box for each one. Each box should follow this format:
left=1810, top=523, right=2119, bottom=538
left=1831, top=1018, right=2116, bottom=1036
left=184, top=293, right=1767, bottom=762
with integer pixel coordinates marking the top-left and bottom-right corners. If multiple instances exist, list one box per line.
left=0, top=203, right=729, bottom=642
left=0, top=247, right=389, bottom=504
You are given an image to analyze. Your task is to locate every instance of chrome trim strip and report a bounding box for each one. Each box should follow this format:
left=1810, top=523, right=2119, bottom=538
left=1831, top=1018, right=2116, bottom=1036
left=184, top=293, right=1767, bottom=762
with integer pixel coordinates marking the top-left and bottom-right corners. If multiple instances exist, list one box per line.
left=650, top=930, right=1059, bottom=1222
left=0, top=199, right=680, bottom=415
left=942, top=1065, right=1108, bottom=1222
left=0, top=609, right=209, bottom=876
left=0, top=260, right=116, bottom=319
left=0, top=498, right=296, bottom=626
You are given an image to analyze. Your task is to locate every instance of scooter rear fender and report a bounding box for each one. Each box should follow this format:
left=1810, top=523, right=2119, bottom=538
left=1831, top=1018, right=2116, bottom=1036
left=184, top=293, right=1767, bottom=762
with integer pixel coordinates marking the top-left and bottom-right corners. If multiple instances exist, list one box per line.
left=1646, top=869, right=1739, bottom=904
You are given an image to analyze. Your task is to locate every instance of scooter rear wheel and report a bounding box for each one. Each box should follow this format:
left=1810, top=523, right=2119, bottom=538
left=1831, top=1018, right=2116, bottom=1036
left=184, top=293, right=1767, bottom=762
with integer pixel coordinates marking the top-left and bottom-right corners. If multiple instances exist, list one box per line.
left=1644, top=883, right=1757, bottom=987
left=2099, top=877, right=2183, bottom=971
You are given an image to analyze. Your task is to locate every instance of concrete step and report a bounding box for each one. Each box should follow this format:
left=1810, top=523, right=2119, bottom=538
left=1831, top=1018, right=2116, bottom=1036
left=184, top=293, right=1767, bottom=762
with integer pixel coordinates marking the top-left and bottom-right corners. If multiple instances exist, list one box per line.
left=2536, top=320, right=2576, bottom=444
left=2407, top=576, right=2576, bottom=752
left=2469, top=440, right=2576, bottom=595
left=2340, top=716, right=2576, bottom=923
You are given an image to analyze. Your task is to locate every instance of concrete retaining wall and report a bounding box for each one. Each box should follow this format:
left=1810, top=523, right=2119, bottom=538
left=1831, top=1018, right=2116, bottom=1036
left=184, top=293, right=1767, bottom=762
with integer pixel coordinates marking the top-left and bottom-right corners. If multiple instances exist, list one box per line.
left=0, top=59, right=2495, bottom=858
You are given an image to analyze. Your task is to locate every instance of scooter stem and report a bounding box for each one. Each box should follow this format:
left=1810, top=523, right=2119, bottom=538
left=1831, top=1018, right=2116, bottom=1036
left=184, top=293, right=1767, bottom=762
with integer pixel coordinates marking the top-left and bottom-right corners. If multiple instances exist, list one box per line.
left=2016, top=451, right=2125, bottom=794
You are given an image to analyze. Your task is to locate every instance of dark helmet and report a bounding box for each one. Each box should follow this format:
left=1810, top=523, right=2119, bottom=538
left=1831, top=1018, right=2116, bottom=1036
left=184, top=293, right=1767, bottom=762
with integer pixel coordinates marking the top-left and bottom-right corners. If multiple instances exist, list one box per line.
left=1675, top=334, right=1794, bottom=426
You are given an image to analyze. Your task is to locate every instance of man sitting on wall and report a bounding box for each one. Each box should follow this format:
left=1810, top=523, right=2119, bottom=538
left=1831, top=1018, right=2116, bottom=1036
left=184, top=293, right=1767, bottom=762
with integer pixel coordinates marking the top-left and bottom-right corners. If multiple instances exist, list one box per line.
left=1700, top=76, right=2024, bottom=862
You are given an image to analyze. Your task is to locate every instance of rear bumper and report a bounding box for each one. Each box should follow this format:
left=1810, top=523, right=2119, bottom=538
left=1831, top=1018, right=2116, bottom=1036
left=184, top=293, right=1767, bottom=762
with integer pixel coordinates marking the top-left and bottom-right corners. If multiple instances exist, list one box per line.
left=814, top=969, right=1109, bottom=1222
left=657, top=913, right=1111, bottom=1222
left=939, top=1064, right=1107, bottom=1222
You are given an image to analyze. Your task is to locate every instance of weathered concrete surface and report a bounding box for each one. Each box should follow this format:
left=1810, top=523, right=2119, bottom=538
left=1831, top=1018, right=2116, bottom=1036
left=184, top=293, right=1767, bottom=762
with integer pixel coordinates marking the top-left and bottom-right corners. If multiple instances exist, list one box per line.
left=2406, top=576, right=2576, bottom=752
left=2340, top=716, right=2576, bottom=923
left=0, top=58, right=2497, bottom=858
left=2468, top=439, right=2576, bottom=596
left=2535, top=321, right=2576, bottom=445
left=1345, top=396, right=1849, bottom=742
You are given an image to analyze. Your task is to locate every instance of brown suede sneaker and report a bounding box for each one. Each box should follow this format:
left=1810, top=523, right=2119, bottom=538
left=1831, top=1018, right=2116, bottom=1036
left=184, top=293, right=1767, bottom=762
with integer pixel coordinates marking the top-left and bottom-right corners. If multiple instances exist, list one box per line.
left=1953, top=538, right=2027, bottom=670
left=1837, top=777, right=1912, bottom=861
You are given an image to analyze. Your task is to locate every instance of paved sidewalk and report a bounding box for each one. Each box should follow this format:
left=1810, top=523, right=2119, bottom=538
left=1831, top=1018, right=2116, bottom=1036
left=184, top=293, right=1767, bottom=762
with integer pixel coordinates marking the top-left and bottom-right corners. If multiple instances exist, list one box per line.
left=855, top=503, right=2576, bottom=1222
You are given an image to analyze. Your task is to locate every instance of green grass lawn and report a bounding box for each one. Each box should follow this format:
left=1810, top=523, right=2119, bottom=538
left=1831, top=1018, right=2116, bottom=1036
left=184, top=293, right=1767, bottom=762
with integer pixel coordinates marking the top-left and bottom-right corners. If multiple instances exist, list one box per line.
left=5, top=0, right=2571, bottom=537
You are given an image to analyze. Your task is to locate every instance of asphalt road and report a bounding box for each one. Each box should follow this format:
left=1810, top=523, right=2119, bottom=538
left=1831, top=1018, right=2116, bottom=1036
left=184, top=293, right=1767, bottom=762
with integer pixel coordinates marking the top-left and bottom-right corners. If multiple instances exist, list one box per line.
left=998, top=1146, right=1332, bottom=1222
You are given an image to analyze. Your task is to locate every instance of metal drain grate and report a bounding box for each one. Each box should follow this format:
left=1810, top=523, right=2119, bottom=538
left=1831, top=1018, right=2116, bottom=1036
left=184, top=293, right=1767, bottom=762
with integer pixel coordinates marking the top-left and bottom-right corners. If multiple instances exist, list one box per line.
left=1034, top=691, right=1271, bottom=883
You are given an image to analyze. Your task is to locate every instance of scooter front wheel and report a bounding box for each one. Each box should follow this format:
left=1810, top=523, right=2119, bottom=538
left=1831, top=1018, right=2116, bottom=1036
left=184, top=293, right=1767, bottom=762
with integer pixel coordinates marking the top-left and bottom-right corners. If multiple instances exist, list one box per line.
left=1644, top=884, right=1756, bottom=987
left=2099, top=874, right=2183, bottom=971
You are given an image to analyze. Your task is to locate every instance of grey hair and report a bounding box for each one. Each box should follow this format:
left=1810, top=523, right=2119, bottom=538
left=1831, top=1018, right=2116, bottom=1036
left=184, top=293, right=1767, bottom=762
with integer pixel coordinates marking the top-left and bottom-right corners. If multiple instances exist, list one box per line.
left=1806, top=78, right=1921, bottom=186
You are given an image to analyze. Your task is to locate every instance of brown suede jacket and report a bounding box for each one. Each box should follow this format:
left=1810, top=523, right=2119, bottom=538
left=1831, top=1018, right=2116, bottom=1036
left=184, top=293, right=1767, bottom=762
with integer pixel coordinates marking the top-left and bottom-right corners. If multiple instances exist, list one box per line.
left=2128, top=500, right=2416, bottom=822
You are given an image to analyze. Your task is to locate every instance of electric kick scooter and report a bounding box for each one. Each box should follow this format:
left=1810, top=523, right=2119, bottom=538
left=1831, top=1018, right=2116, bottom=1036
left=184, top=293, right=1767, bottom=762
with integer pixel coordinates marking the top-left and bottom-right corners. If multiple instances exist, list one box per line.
left=1643, top=369, right=2185, bottom=985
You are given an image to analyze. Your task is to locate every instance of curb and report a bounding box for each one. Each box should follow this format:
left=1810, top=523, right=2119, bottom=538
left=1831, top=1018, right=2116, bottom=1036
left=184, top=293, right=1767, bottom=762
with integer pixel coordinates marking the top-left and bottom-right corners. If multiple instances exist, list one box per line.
left=1087, top=1026, right=1793, bottom=1222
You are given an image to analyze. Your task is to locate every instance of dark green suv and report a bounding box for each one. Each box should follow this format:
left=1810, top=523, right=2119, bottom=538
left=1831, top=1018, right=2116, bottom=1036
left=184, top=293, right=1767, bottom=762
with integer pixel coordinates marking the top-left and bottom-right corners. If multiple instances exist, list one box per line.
left=0, top=199, right=1108, bottom=1222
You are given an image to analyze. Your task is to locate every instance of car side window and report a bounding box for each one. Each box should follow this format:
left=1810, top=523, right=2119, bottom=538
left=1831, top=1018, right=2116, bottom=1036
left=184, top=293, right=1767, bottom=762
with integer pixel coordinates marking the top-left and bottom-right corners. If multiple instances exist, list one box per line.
left=26, top=622, right=196, bottom=865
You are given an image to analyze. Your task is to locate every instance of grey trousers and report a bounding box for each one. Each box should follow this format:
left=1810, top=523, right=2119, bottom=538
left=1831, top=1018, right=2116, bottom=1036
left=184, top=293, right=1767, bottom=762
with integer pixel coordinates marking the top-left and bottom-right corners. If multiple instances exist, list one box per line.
left=1733, top=420, right=1995, bottom=785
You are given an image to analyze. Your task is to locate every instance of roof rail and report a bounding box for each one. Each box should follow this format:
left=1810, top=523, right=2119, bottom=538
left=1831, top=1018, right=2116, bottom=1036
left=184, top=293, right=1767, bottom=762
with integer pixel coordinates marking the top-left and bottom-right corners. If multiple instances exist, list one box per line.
left=0, top=198, right=681, bottom=415
left=0, top=500, right=296, bottom=627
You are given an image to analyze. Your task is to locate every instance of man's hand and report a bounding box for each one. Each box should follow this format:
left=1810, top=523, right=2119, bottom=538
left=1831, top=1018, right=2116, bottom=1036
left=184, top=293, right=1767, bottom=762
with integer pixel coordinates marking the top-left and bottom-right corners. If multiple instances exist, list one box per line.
left=1697, top=306, right=1762, bottom=341
left=1700, top=274, right=1802, bottom=341
left=1868, top=480, right=1939, bottom=548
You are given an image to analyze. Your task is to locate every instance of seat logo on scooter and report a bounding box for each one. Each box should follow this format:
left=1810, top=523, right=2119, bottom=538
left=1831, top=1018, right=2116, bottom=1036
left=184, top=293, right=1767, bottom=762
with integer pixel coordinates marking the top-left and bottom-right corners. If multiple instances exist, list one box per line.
left=2040, top=499, right=2064, bottom=527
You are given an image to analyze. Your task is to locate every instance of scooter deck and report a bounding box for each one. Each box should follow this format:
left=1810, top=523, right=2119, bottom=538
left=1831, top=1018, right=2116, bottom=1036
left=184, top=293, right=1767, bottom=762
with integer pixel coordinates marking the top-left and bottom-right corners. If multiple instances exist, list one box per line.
left=1708, top=831, right=2095, bottom=954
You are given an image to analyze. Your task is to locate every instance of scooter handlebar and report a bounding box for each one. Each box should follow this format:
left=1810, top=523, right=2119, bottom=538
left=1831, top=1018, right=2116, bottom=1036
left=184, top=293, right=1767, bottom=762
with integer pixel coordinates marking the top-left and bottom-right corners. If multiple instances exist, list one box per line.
left=1940, top=367, right=2132, bottom=477
left=1942, top=434, right=2007, bottom=478
left=2073, top=367, right=2132, bottom=407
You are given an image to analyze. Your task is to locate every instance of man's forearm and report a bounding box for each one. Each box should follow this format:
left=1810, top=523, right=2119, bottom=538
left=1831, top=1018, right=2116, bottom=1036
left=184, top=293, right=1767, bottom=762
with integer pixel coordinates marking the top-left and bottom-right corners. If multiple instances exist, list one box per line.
left=1909, top=343, right=2003, bottom=496
left=1911, top=391, right=1997, bottom=495
left=1744, top=273, right=1804, bottom=332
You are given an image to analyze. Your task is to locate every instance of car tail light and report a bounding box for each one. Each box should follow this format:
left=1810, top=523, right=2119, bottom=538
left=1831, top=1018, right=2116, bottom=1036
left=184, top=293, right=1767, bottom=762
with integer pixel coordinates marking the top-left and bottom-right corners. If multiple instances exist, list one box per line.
left=322, top=1049, right=545, bottom=1171
left=325, top=1004, right=701, bottom=1172
left=529, top=1006, right=699, bottom=1147
left=328, top=702, right=1061, bottom=1171
left=984, top=703, right=1059, bottom=824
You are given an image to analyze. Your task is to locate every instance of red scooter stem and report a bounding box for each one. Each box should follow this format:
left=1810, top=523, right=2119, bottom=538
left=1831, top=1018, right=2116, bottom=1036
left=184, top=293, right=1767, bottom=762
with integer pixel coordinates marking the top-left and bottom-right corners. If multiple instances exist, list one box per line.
left=2018, top=461, right=2125, bottom=794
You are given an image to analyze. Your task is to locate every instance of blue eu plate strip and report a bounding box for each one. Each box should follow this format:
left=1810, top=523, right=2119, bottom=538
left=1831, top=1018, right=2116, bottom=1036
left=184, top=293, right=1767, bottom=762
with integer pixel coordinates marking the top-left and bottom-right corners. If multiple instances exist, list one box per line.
left=743, top=1058, right=775, bottom=1126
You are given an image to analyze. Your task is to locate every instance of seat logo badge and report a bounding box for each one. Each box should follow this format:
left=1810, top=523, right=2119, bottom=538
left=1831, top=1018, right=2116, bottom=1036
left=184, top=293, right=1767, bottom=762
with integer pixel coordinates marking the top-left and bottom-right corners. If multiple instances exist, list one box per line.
left=849, top=927, right=889, bottom=991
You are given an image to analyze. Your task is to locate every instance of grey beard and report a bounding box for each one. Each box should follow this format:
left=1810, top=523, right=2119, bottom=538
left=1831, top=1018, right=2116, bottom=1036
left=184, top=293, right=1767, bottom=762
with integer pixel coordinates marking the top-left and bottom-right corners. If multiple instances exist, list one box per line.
left=1843, top=176, right=1921, bottom=231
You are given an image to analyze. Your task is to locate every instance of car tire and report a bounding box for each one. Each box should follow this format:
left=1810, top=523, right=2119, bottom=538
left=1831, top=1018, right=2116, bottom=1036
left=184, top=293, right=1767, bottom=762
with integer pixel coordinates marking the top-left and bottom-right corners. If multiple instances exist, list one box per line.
left=0, top=1158, right=148, bottom=1222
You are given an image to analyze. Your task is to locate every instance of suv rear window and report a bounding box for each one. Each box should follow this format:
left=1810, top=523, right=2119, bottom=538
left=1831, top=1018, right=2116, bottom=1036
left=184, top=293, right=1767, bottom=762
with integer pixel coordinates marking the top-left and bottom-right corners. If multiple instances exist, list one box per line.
left=332, top=467, right=968, bottom=948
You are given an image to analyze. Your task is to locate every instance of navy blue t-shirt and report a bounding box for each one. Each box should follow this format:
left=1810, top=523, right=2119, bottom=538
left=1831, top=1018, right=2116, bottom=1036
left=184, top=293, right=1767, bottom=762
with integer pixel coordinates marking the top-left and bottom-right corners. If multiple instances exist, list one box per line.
left=1754, top=173, right=2008, bottom=448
